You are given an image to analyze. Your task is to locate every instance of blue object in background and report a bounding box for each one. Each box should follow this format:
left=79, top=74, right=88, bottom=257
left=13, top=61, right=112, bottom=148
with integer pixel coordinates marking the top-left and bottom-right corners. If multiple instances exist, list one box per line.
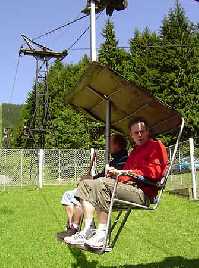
left=172, top=157, right=199, bottom=173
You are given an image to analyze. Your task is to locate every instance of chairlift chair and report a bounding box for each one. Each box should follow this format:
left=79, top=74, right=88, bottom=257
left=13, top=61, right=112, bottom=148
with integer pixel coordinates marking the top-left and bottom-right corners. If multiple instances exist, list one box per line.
left=64, top=62, right=185, bottom=254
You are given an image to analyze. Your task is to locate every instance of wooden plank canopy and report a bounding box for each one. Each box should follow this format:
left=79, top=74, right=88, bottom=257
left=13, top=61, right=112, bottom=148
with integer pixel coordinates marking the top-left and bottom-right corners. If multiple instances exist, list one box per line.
left=65, top=62, right=182, bottom=136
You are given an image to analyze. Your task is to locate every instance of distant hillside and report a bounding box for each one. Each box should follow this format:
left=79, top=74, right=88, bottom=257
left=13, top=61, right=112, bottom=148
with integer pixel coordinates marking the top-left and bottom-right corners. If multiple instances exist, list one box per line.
left=2, top=103, right=24, bottom=129
left=0, top=104, right=2, bottom=147
left=1, top=103, right=24, bottom=148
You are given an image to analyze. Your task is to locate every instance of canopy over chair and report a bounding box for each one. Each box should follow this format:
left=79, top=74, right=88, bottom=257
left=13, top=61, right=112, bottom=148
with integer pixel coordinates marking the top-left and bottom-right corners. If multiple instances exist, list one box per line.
left=64, top=62, right=184, bottom=254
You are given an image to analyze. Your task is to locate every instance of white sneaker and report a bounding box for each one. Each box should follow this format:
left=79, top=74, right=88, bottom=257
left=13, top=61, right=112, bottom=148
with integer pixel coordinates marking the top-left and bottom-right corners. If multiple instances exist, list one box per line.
left=64, top=231, right=86, bottom=245
left=84, top=230, right=106, bottom=249
left=64, top=228, right=96, bottom=245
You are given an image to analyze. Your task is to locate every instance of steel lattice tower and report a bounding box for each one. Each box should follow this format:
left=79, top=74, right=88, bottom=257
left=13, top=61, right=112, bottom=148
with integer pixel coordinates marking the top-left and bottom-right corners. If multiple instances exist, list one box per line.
left=20, top=35, right=68, bottom=148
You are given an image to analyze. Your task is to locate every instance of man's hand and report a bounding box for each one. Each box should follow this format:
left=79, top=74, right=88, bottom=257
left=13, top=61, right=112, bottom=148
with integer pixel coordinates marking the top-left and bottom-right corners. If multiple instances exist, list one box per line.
left=107, top=167, right=121, bottom=177
left=107, top=168, right=139, bottom=180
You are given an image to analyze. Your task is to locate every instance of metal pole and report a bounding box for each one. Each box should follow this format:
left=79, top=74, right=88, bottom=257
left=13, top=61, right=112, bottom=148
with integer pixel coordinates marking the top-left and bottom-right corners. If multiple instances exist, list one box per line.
left=74, top=150, right=77, bottom=181
left=105, top=98, right=111, bottom=166
left=20, top=149, right=23, bottom=188
left=90, top=0, right=97, bottom=61
left=179, top=146, right=183, bottom=185
left=35, top=58, right=40, bottom=128
left=3, top=150, right=6, bottom=191
left=38, top=149, right=44, bottom=189
left=58, top=149, right=61, bottom=182
left=90, top=148, right=96, bottom=177
left=169, top=146, right=173, bottom=181
left=189, top=138, right=197, bottom=200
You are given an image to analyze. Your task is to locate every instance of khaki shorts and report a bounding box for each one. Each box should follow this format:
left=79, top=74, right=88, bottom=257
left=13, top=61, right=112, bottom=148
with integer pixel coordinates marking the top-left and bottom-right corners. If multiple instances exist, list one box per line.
left=75, top=177, right=146, bottom=213
left=61, top=175, right=93, bottom=206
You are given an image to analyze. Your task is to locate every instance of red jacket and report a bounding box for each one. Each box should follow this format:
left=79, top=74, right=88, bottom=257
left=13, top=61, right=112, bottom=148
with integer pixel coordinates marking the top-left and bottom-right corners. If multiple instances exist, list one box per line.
left=118, top=139, right=168, bottom=199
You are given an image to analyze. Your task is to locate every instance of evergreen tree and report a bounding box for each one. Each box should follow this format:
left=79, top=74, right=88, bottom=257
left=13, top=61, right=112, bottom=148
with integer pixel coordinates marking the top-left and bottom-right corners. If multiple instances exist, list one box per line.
left=98, top=20, right=118, bottom=67
left=129, top=3, right=199, bottom=139
left=13, top=56, right=105, bottom=149
left=159, top=2, right=199, bottom=137
left=98, top=20, right=130, bottom=76
left=129, top=28, right=162, bottom=92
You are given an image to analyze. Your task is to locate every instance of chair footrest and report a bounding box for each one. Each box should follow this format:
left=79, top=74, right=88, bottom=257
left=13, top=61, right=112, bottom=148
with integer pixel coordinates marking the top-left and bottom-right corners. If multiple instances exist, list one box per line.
left=68, top=243, right=112, bottom=254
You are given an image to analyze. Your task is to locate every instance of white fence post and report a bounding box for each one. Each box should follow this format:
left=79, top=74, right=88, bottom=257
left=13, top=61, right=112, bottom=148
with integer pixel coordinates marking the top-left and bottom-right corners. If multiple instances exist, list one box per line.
left=74, top=150, right=77, bottom=180
left=38, top=149, right=44, bottom=189
left=3, top=150, right=6, bottom=191
left=58, top=149, right=61, bottom=183
left=3, top=175, right=6, bottom=191
left=90, top=148, right=96, bottom=177
left=20, top=149, right=23, bottom=188
left=189, top=138, right=197, bottom=200
left=169, top=146, right=173, bottom=181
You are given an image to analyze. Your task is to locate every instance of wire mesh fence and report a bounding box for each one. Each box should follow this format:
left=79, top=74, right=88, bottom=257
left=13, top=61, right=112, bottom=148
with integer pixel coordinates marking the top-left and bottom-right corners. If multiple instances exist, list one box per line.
left=0, top=149, right=38, bottom=190
left=0, top=148, right=106, bottom=190
left=44, top=149, right=90, bottom=185
left=0, top=139, right=198, bottom=199
left=166, top=138, right=198, bottom=199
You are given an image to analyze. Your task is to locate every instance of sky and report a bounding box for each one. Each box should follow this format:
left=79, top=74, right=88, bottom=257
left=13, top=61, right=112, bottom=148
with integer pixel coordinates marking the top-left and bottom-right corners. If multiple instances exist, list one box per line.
left=0, top=0, right=198, bottom=104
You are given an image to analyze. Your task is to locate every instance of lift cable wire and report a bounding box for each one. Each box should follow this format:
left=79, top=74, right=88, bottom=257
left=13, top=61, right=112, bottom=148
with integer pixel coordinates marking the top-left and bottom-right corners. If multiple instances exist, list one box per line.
left=68, top=26, right=90, bottom=51
left=10, top=13, right=87, bottom=103
left=8, top=52, right=22, bottom=103
left=9, top=41, right=198, bottom=103
left=70, top=43, right=199, bottom=51
left=31, top=14, right=89, bottom=42
left=68, top=12, right=103, bottom=51
left=10, top=11, right=100, bottom=104
left=129, top=44, right=199, bottom=48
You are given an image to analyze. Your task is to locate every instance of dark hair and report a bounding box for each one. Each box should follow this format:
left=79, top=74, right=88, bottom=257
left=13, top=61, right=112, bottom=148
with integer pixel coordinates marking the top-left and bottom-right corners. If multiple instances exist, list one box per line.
left=111, top=133, right=127, bottom=150
left=128, top=117, right=149, bottom=131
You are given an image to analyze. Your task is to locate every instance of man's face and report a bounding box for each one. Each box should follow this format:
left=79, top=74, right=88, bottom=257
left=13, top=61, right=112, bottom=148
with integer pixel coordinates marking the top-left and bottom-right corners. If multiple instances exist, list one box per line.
left=110, top=137, right=121, bottom=154
left=129, top=122, right=150, bottom=146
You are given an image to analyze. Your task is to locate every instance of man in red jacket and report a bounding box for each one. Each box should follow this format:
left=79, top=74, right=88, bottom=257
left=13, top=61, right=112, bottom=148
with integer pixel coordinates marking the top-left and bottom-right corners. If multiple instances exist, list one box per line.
left=64, top=117, right=168, bottom=248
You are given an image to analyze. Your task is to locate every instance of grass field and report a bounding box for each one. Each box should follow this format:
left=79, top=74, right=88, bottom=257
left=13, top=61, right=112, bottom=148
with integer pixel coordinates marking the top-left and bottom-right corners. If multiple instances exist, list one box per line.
left=167, top=172, right=199, bottom=189
left=0, top=185, right=199, bottom=268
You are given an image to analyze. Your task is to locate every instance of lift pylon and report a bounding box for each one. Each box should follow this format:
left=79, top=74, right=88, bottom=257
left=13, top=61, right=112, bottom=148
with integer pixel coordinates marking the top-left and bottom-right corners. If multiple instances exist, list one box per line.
left=19, top=35, right=68, bottom=148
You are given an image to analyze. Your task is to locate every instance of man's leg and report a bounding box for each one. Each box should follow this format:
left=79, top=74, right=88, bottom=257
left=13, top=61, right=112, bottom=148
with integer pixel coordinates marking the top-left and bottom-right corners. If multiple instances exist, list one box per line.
left=81, top=178, right=114, bottom=247
left=96, top=210, right=108, bottom=224
left=77, top=179, right=97, bottom=231
left=85, top=178, right=146, bottom=248
left=64, top=178, right=146, bottom=246
left=81, top=200, right=95, bottom=230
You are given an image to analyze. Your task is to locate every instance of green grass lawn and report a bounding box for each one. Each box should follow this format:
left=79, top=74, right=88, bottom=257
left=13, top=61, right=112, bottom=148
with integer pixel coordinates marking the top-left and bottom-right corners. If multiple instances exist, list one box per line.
left=0, top=185, right=198, bottom=268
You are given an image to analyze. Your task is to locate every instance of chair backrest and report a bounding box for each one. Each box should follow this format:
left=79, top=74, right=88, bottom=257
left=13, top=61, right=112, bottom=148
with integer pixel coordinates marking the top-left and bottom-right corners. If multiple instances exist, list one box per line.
left=159, top=118, right=185, bottom=190
left=151, top=118, right=185, bottom=209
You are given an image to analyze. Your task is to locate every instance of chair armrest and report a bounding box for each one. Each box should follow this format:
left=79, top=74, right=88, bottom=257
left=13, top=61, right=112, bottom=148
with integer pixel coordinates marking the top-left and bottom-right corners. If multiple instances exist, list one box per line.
left=117, top=170, right=164, bottom=189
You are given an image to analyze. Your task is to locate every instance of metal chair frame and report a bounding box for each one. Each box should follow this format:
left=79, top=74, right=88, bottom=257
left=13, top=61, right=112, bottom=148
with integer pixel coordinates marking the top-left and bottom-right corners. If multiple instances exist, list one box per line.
left=84, top=118, right=185, bottom=254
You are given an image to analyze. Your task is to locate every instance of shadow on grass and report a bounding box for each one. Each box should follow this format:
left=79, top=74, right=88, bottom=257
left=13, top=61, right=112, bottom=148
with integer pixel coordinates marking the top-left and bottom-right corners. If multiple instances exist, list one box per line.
left=0, top=206, right=14, bottom=215
left=39, top=190, right=198, bottom=268
left=69, top=247, right=98, bottom=268
left=101, top=257, right=199, bottom=268
left=68, top=251, right=198, bottom=268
